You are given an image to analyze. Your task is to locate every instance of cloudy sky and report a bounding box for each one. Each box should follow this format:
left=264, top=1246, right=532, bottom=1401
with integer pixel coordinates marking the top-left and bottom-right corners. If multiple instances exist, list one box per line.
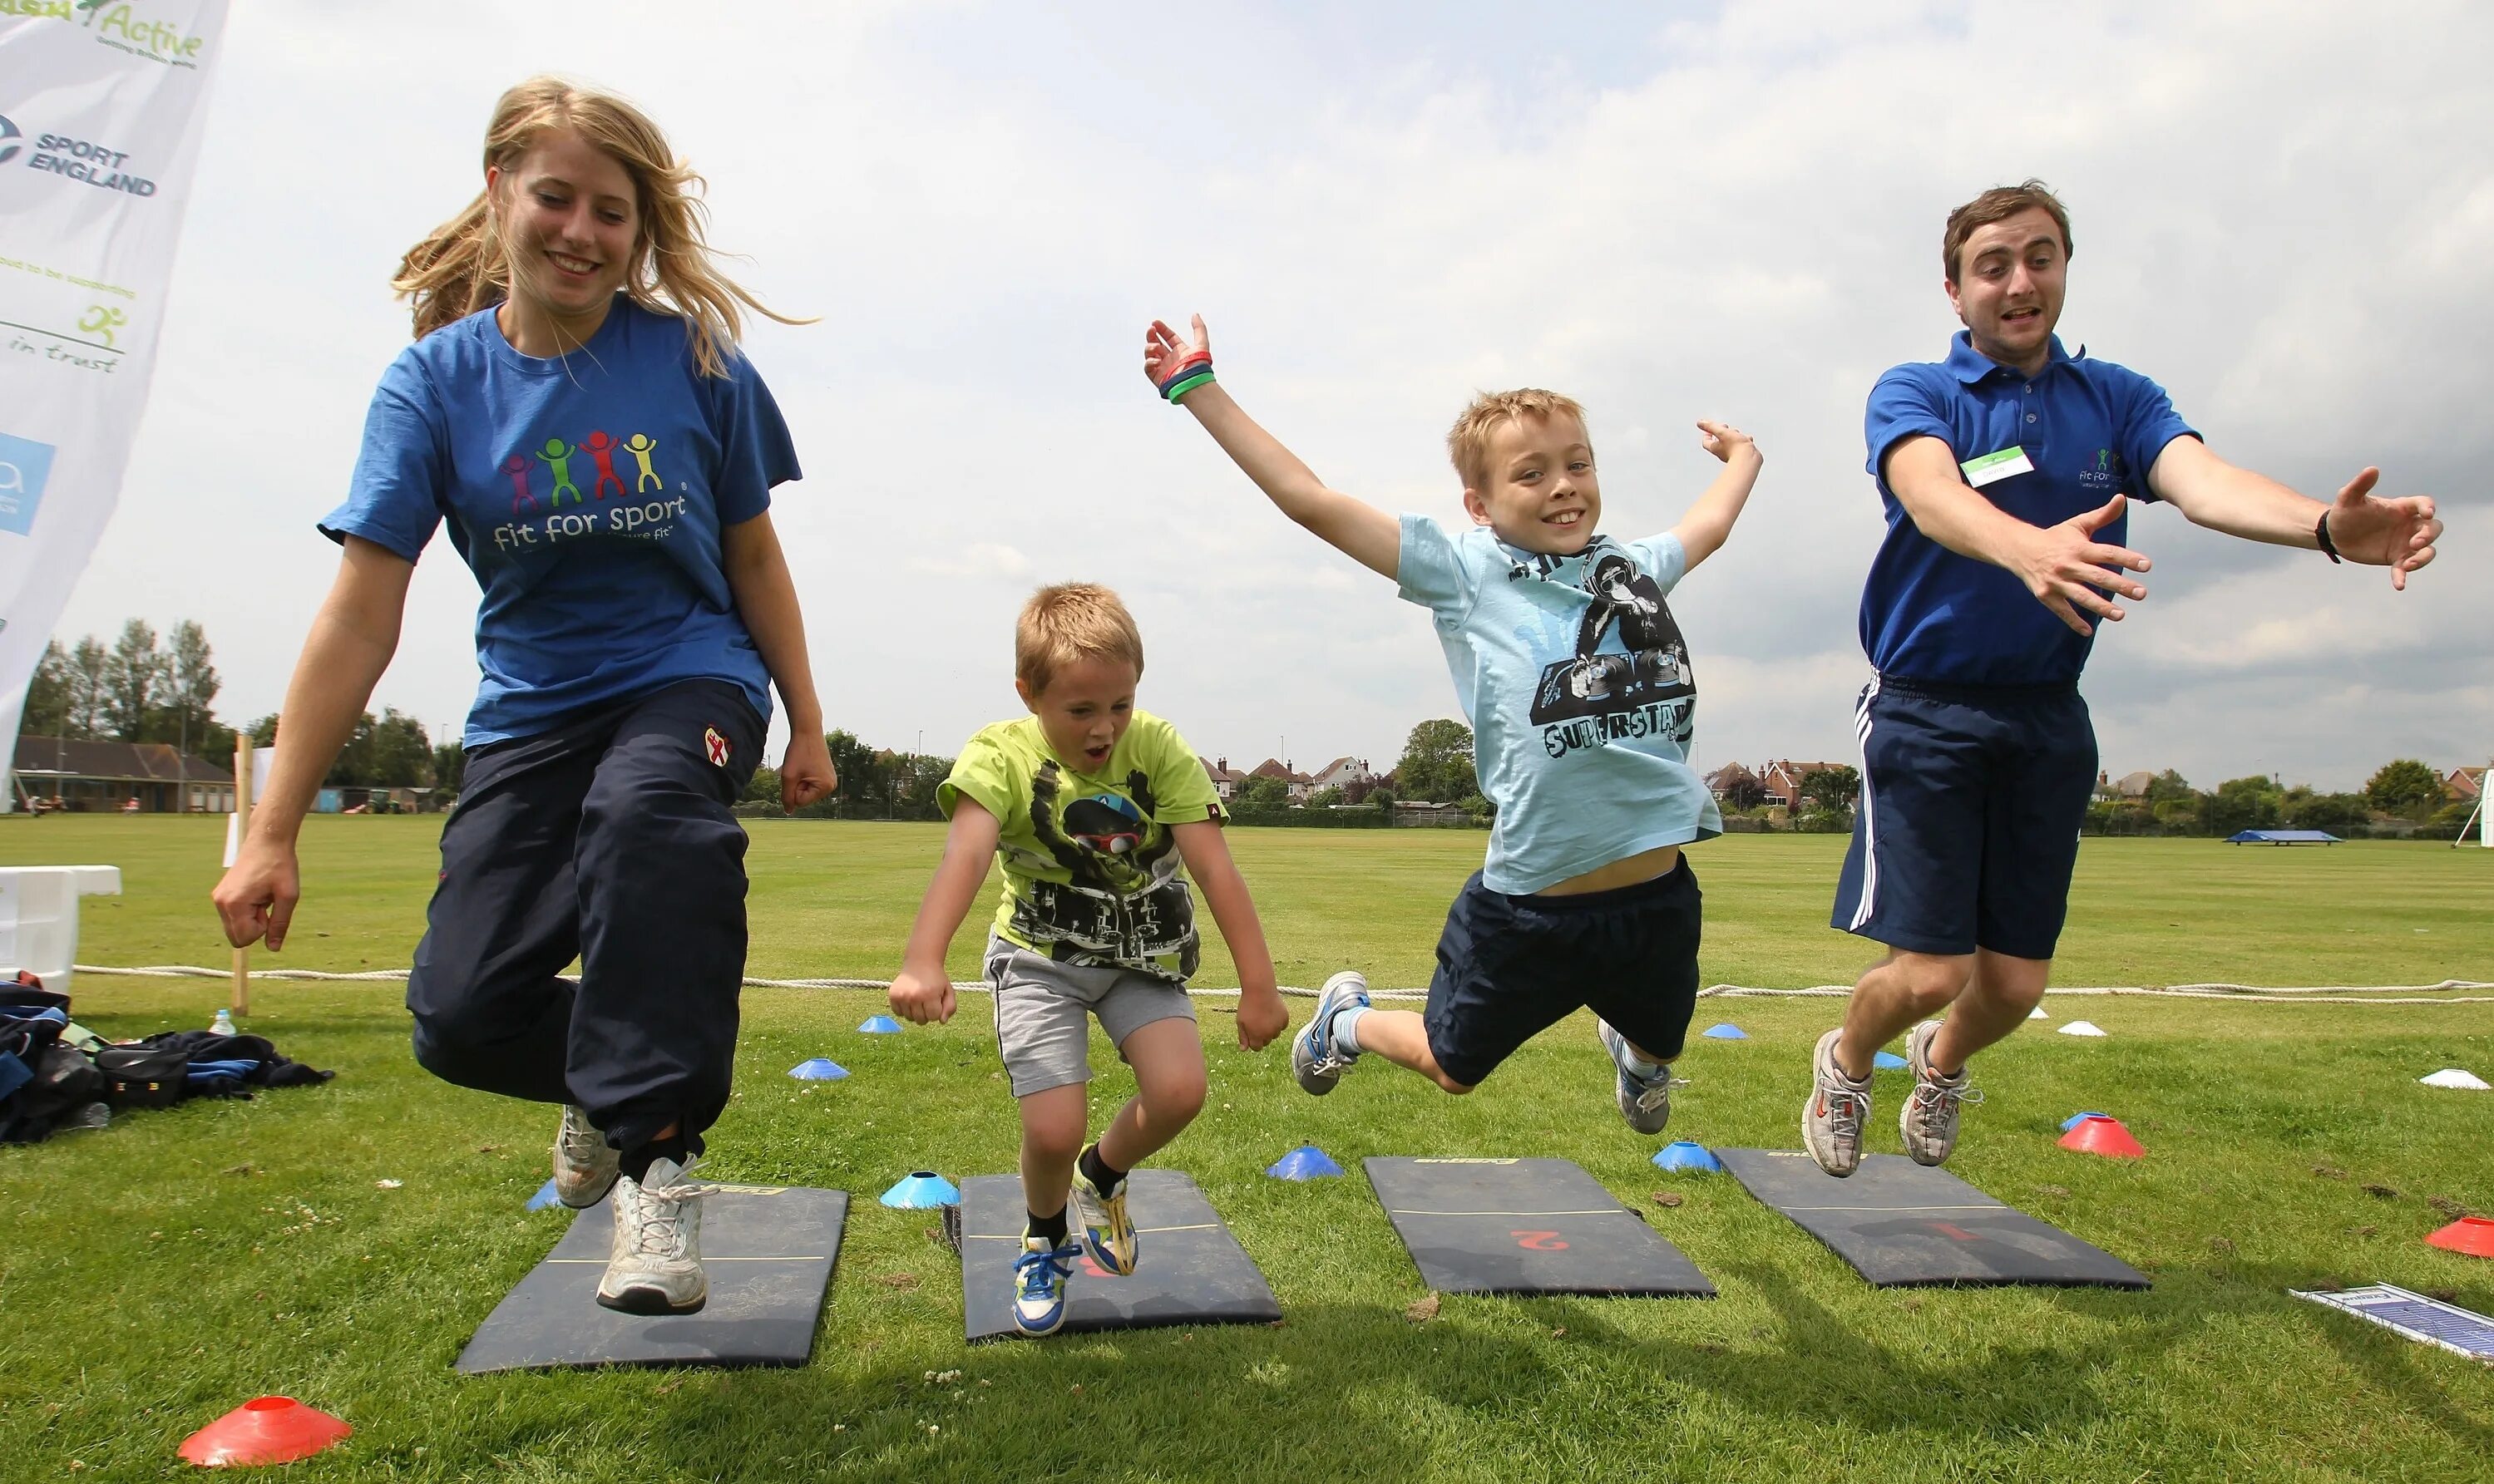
left=52, top=0, right=2492, bottom=791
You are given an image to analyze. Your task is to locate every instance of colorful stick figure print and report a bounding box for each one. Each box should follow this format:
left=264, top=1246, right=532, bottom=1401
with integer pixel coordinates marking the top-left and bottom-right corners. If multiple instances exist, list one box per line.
left=581, top=431, right=630, bottom=501
left=623, top=432, right=662, bottom=493
left=501, top=454, right=538, bottom=514
left=536, top=437, right=583, bottom=505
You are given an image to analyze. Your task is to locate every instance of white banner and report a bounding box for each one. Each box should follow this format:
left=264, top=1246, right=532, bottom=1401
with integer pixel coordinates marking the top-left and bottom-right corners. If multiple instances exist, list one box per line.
left=0, top=1, right=229, bottom=810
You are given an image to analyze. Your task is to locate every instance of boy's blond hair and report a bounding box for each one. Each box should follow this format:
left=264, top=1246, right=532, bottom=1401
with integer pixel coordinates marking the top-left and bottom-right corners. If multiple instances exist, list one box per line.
left=1446, top=389, right=1592, bottom=491
left=1015, top=583, right=1145, bottom=695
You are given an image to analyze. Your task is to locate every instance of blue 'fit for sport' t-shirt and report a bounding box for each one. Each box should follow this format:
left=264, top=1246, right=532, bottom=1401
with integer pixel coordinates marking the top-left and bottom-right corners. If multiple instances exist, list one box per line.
left=321, top=298, right=799, bottom=745
left=1399, top=515, right=1722, bottom=895
left=1859, top=332, right=2196, bottom=686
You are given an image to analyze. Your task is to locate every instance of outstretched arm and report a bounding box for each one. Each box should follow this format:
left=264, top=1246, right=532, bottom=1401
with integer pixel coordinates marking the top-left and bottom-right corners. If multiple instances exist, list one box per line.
left=2147, top=438, right=2441, bottom=590
left=1884, top=434, right=2153, bottom=636
left=1172, top=819, right=1286, bottom=1052
left=890, top=799, right=1002, bottom=1025
left=1144, top=315, right=1400, bottom=579
left=1668, top=421, right=1765, bottom=570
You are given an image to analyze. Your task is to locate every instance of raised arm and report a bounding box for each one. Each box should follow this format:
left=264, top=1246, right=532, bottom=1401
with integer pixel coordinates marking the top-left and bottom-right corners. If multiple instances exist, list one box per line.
left=1668, top=421, right=1765, bottom=570
left=2147, top=438, right=2440, bottom=590
left=889, top=797, right=1004, bottom=1025
left=1884, top=434, right=2151, bottom=636
left=211, top=535, right=412, bottom=950
left=1143, top=315, right=1401, bottom=579
left=1171, top=819, right=1286, bottom=1052
left=723, top=509, right=836, bottom=809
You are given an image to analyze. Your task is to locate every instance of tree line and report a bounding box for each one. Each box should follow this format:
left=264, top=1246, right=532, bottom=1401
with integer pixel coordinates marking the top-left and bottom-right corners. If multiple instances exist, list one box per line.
left=22, top=622, right=452, bottom=791
left=2087, top=759, right=2475, bottom=839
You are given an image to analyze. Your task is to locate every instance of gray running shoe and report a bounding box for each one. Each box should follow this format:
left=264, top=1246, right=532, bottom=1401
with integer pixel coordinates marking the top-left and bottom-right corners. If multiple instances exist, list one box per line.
left=1801, top=1028, right=1873, bottom=1177
left=596, top=1155, right=709, bottom=1315
left=1597, top=1018, right=1687, bottom=1135
left=1899, top=1018, right=1983, bottom=1166
left=552, top=1103, right=621, bottom=1209
left=1291, top=971, right=1371, bottom=1095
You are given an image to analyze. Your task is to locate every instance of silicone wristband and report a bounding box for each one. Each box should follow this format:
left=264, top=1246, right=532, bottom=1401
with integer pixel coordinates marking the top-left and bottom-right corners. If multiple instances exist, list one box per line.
left=1162, top=367, right=1216, bottom=403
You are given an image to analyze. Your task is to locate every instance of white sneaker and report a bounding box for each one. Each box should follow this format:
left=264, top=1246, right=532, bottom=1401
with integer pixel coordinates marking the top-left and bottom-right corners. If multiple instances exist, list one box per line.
left=1291, top=972, right=1370, bottom=1095
left=1801, top=1028, right=1873, bottom=1177
left=1899, top=1019, right=1983, bottom=1166
left=596, top=1155, right=709, bottom=1315
left=552, top=1104, right=621, bottom=1209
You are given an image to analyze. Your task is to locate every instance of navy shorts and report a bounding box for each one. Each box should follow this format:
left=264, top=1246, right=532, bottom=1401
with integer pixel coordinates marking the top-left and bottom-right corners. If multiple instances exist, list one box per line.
left=1424, top=860, right=1702, bottom=1088
left=1831, top=676, right=2096, bottom=961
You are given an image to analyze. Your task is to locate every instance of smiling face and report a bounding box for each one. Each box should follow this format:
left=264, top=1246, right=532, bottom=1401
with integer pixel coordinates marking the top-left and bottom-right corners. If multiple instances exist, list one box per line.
left=1946, top=205, right=2067, bottom=374
left=1017, top=656, right=1138, bottom=773
left=486, top=127, right=640, bottom=331
left=1461, top=412, right=1602, bottom=556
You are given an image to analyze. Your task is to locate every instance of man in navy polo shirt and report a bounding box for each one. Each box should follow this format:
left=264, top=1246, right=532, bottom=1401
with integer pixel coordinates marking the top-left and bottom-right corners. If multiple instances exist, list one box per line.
left=1800, top=180, right=2442, bottom=1177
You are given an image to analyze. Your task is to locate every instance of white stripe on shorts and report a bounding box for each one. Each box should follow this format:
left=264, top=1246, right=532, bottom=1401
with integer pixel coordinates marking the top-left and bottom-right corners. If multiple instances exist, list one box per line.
left=1846, top=678, right=1882, bottom=931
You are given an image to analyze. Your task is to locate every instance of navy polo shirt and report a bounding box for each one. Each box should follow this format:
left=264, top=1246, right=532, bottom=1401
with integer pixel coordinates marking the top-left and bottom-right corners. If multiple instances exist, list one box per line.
left=1858, top=332, right=2197, bottom=686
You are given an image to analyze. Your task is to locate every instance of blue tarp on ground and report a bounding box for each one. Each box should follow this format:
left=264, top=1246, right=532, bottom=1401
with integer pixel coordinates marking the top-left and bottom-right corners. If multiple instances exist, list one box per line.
left=2226, top=830, right=2341, bottom=845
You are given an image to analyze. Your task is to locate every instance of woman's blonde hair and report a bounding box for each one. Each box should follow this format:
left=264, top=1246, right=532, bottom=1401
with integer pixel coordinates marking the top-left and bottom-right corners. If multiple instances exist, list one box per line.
left=392, top=76, right=803, bottom=377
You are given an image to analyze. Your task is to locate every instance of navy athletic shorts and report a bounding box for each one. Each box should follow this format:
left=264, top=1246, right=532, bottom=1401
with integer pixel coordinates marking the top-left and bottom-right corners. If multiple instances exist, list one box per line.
left=1424, top=859, right=1702, bottom=1088
left=1830, top=676, right=2096, bottom=961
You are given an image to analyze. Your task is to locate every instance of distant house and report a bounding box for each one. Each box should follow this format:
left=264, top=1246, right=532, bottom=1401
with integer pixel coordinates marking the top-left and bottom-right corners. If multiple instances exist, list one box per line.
left=1759, top=759, right=1847, bottom=811
left=1306, top=756, right=1374, bottom=793
left=12, top=736, right=235, bottom=813
left=2447, top=766, right=2487, bottom=805
left=1198, top=756, right=1248, bottom=803
left=1704, top=762, right=1760, bottom=802
left=1247, top=757, right=1315, bottom=802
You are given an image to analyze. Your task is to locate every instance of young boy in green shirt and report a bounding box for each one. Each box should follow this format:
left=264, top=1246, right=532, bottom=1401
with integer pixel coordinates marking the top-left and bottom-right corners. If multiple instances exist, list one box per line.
left=891, top=583, right=1289, bottom=1336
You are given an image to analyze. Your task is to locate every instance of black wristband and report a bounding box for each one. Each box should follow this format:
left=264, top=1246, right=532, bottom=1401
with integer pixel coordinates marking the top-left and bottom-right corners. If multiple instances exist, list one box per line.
left=2314, top=511, right=2342, bottom=564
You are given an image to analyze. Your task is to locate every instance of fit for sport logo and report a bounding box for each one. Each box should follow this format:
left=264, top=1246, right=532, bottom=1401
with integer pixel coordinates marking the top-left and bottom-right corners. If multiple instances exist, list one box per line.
left=0, top=111, right=160, bottom=196
left=488, top=426, right=685, bottom=553
left=0, top=431, right=61, bottom=537
left=2079, top=447, right=2125, bottom=491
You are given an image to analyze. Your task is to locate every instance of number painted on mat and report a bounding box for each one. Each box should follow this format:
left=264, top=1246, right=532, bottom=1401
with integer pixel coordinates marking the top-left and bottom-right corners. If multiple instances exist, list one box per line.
left=1512, top=1230, right=1569, bottom=1251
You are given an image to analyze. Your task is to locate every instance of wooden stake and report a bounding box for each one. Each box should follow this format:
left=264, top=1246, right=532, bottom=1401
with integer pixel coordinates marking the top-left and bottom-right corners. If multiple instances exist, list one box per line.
left=232, top=735, right=252, bottom=1015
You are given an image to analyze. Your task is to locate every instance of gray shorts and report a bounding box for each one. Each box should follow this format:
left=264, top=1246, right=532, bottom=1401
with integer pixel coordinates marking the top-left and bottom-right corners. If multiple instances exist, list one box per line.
left=984, top=936, right=1197, bottom=1097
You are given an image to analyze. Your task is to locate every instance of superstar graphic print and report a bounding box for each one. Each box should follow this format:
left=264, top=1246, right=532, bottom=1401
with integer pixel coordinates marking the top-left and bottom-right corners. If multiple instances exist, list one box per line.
left=1523, top=545, right=1696, bottom=752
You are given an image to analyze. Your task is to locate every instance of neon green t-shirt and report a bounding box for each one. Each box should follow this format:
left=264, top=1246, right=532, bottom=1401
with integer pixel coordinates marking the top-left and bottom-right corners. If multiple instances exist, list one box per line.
left=936, top=711, right=1224, bottom=981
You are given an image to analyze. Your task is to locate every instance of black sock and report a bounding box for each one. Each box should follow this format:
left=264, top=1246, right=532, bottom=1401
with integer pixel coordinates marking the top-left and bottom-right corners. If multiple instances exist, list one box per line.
left=1079, top=1143, right=1127, bottom=1196
left=620, top=1132, right=692, bottom=1183
left=1027, top=1206, right=1069, bottom=1245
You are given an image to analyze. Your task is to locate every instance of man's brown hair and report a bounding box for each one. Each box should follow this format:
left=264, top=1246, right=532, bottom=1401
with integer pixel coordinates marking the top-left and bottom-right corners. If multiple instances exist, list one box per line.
left=1015, top=583, right=1144, bottom=695
left=1446, top=388, right=1591, bottom=491
left=1943, top=179, right=2072, bottom=284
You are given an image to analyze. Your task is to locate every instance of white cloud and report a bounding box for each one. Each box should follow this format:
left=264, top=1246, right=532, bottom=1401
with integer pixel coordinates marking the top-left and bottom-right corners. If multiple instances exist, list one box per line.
left=51, top=0, right=2491, bottom=791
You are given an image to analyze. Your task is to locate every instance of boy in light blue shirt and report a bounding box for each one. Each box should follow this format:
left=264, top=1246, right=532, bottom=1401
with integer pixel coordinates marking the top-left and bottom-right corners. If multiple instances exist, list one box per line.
left=1143, top=314, right=1763, bottom=1132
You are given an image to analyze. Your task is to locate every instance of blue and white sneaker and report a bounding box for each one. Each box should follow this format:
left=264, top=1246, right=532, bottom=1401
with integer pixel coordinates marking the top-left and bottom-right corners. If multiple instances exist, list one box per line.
left=1291, top=971, right=1371, bottom=1095
left=1011, top=1231, right=1079, bottom=1337
left=1597, top=1018, right=1687, bottom=1136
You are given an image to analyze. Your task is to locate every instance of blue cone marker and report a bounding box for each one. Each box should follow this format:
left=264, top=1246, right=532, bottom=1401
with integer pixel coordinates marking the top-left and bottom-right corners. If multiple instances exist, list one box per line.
left=881, top=1171, right=961, bottom=1209
left=790, top=1058, right=849, bottom=1081
left=1266, top=1144, right=1344, bottom=1180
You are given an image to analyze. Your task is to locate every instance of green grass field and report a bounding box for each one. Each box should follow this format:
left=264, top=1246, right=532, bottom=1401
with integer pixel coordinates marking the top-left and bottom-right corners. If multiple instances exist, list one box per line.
left=3, top=818, right=2491, bottom=1481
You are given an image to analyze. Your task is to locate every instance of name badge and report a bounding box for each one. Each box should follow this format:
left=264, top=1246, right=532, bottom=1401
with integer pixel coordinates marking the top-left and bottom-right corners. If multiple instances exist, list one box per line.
left=1960, top=446, right=2033, bottom=488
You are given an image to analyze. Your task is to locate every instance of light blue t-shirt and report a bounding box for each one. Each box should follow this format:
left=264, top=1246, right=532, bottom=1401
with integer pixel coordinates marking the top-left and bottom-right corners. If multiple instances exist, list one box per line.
left=1399, top=515, right=1722, bottom=895
left=321, top=298, right=799, bottom=746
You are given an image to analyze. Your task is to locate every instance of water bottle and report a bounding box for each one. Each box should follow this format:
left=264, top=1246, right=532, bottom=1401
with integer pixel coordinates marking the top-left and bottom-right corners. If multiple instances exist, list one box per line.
left=210, top=1008, right=238, bottom=1037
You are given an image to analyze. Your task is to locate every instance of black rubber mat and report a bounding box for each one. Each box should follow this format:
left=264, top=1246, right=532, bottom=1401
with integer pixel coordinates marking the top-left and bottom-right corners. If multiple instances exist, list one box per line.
left=1716, top=1148, right=2149, bottom=1289
left=454, top=1185, right=848, bottom=1373
left=1363, top=1156, right=1715, bottom=1297
left=953, top=1170, right=1280, bottom=1341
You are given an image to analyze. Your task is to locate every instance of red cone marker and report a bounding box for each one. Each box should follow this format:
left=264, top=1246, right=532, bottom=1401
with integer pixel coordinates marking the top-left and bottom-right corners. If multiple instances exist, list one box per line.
left=179, top=1397, right=352, bottom=1467
left=2056, top=1114, right=2145, bottom=1159
left=2426, top=1215, right=2494, bottom=1259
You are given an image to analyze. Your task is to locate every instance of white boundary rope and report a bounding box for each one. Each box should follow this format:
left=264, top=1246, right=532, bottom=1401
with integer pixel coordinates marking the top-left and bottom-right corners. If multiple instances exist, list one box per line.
left=70, top=964, right=2494, bottom=1005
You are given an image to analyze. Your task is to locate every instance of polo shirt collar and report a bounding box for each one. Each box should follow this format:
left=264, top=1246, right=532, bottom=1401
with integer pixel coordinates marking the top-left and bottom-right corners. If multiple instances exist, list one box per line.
left=1946, top=330, right=2077, bottom=384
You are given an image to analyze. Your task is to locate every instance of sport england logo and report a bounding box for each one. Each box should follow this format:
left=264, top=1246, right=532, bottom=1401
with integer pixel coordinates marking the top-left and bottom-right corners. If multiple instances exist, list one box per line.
left=704, top=727, right=731, bottom=767
left=0, top=111, right=160, bottom=196
left=0, top=430, right=62, bottom=537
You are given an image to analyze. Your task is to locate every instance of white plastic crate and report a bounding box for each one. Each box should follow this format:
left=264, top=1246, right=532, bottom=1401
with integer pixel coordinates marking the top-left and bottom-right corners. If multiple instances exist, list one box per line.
left=0, top=865, right=124, bottom=996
